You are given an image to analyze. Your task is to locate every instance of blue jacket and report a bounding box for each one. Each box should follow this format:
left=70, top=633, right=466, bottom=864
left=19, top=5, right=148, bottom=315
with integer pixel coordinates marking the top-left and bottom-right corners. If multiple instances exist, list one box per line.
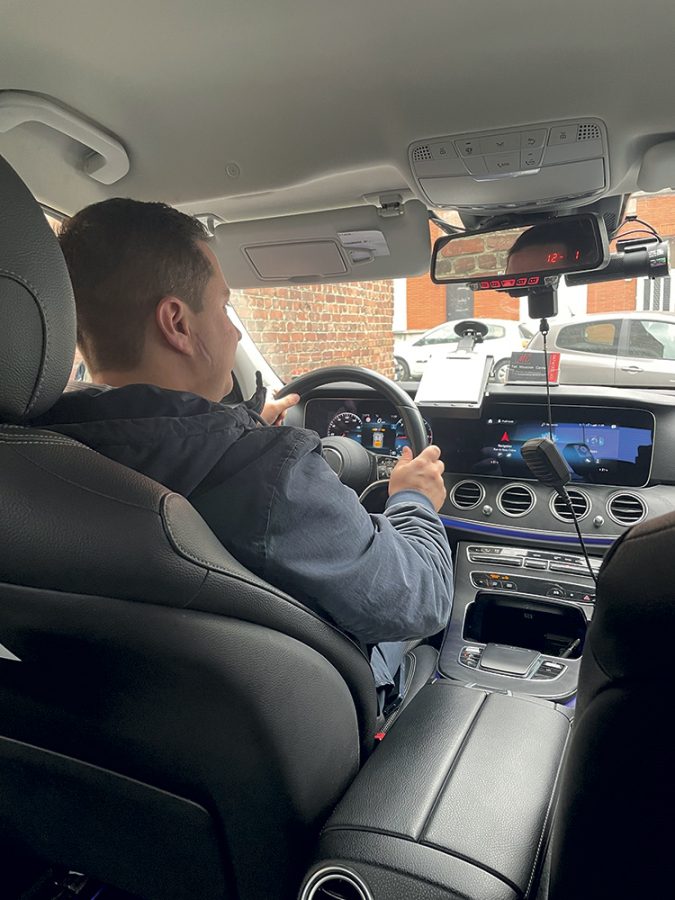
left=35, top=384, right=453, bottom=685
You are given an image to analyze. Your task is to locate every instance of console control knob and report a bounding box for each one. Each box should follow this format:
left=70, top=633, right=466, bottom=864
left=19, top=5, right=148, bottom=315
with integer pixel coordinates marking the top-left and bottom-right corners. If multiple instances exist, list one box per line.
left=593, top=515, right=605, bottom=528
left=482, top=504, right=493, bottom=516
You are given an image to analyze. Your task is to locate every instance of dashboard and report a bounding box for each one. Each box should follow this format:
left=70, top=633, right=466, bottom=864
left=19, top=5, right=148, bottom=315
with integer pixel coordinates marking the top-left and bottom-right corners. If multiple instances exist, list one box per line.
left=296, top=382, right=675, bottom=700
left=306, top=398, right=654, bottom=487
left=298, top=383, right=675, bottom=549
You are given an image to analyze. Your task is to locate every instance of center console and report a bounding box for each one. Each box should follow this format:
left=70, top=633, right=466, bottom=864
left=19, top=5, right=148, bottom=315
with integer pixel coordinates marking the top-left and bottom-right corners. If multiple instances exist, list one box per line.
left=300, top=681, right=571, bottom=900
left=440, top=541, right=600, bottom=699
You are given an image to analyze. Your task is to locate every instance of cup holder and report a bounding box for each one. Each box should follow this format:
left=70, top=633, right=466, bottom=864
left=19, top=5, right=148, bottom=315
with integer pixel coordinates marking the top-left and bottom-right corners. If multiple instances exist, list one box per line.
left=464, top=593, right=587, bottom=659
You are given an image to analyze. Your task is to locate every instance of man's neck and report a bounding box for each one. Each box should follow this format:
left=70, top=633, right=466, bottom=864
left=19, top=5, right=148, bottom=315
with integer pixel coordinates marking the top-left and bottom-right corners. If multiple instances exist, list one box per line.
left=91, top=366, right=196, bottom=396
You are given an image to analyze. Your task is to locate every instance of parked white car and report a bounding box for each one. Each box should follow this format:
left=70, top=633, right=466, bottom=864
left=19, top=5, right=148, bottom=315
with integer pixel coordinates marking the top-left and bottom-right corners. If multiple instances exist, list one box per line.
left=394, top=318, right=533, bottom=381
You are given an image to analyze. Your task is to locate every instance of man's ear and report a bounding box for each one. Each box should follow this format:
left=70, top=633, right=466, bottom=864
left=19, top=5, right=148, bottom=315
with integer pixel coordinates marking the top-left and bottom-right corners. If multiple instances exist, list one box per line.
left=155, top=296, right=193, bottom=355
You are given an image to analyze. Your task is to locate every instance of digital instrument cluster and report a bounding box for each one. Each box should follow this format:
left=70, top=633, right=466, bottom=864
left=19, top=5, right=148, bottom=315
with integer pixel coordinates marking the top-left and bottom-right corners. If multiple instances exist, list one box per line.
left=305, top=399, right=432, bottom=458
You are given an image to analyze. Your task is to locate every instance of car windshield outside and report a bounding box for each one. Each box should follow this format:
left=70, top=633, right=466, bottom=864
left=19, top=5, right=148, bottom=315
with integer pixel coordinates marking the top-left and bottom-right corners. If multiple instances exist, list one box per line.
left=231, top=193, right=675, bottom=390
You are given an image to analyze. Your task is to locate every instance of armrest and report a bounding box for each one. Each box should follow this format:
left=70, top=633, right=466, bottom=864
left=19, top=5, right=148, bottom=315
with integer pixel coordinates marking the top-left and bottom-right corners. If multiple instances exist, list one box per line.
left=304, top=682, right=571, bottom=900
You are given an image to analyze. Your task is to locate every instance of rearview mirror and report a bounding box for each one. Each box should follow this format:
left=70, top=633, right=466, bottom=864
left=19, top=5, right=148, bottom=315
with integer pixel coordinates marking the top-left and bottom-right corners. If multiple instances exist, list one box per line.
left=431, top=213, right=609, bottom=289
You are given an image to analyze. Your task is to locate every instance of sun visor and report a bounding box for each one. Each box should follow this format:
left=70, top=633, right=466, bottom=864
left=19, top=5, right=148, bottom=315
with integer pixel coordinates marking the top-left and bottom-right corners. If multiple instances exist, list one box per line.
left=638, top=140, right=675, bottom=192
left=213, top=200, right=430, bottom=288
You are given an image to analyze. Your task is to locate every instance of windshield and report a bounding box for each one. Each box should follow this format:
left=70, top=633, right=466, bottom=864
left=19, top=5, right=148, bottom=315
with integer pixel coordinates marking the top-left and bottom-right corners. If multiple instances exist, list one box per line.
left=232, top=193, right=675, bottom=390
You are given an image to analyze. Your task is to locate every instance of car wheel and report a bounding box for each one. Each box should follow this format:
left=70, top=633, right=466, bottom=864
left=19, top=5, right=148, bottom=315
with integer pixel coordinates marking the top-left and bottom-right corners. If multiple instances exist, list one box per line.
left=492, top=358, right=510, bottom=383
left=394, top=356, right=410, bottom=381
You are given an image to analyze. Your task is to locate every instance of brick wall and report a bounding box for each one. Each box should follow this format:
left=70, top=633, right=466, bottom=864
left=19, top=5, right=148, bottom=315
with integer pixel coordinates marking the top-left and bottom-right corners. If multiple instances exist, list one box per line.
left=406, top=274, right=446, bottom=330
left=233, top=280, right=395, bottom=381
left=587, top=279, right=638, bottom=314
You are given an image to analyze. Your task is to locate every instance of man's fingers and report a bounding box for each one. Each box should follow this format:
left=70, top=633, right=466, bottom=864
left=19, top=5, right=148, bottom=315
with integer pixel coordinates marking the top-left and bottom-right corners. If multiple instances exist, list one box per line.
left=399, top=445, right=413, bottom=461
left=277, top=392, right=300, bottom=411
left=419, top=444, right=442, bottom=461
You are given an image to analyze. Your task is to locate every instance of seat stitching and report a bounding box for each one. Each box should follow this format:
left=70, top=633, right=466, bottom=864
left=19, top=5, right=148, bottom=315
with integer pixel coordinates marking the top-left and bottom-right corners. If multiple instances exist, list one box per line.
left=5, top=444, right=160, bottom=512
left=0, top=437, right=78, bottom=446
left=525, top=725, right=572, bottom=896
left=0, top=266, right=51, bottom=414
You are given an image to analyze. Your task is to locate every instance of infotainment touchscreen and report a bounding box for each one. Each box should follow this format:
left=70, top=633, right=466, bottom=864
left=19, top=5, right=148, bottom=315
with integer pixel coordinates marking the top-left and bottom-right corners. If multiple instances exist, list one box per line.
left=434, top=404, right=654, bottom=487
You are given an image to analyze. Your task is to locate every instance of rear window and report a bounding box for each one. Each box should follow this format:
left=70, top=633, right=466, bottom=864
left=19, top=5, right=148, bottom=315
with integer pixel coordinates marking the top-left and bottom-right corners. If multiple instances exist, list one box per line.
left=557, top=320, right=621, bottom=355
left=485, top=324, right=506, bottom=340
left=626, top=319, right=675, bottom=360
left=415, top=323, right=459, bottom=345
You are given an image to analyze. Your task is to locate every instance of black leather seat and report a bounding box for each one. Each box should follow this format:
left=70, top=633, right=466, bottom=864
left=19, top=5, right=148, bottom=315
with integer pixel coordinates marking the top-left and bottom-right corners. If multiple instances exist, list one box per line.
left=549, top=513, right=675, bottom=900
left=0, top=155, right=419, bottom=899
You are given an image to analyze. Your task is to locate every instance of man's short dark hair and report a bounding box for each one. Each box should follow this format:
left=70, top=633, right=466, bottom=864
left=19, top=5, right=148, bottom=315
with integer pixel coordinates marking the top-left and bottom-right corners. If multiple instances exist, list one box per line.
left=59, top=198, right=212, bottom=371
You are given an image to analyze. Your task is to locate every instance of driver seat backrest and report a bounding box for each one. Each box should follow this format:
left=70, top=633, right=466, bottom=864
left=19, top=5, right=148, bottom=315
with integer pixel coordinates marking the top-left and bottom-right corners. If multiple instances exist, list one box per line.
left=0, top=155, right=377, bottom=900
left=549, top=512, right=675, bottom=900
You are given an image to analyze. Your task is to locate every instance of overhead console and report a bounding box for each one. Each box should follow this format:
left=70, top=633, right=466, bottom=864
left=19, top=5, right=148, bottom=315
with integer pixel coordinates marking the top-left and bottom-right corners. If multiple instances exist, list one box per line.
left=409, top=118, right=608, bottom=211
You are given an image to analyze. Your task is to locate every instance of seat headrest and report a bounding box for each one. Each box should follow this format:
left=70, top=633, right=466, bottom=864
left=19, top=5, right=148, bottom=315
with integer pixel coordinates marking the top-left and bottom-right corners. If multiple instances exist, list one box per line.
left=0, top=155, right=76, bottom=423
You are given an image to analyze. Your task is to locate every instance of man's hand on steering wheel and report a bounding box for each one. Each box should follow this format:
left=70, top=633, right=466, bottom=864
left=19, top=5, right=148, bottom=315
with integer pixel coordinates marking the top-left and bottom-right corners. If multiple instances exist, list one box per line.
left=389, top=444, right=446, bottom=511
left=261, top=391, right=300, bottom=426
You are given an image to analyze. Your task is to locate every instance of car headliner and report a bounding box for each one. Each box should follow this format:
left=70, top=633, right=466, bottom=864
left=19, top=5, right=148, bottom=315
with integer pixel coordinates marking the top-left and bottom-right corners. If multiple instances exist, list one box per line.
left=2, top=1, right=675, bottom=233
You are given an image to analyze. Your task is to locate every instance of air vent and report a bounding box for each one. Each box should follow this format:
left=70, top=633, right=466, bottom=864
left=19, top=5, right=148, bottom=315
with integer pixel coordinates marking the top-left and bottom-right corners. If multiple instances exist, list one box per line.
left=497, top=484, right=536, bottom=517
left=301, top=867, right=372, bottom=900
left=412, top=144, right=433, bottom=162
left=607, top=492, right=646, bottom=526
left=577, top=123, right=601, bottom=141
left=451, top=480, right=484, bottom=510
left=550, top=489, right=590, bottom=523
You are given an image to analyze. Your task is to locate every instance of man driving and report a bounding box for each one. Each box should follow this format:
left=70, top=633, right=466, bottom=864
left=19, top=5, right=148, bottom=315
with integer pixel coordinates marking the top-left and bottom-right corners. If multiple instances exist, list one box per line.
left=34, top=198, right=453, bottom=709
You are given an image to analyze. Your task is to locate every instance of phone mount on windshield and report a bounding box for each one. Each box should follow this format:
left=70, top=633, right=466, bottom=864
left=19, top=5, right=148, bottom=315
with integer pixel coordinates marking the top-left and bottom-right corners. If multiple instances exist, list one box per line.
left=415, top=318, right=494, bottom=417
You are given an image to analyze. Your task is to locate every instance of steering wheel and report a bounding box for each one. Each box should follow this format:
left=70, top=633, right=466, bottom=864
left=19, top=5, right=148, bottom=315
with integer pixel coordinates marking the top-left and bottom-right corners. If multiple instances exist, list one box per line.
left=276, top=365, right=428, bottom=498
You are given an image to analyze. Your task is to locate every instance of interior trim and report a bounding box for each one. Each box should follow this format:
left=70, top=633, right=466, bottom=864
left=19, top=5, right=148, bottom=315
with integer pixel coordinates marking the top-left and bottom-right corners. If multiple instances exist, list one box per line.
left=439, top=514, right=617, bottom=546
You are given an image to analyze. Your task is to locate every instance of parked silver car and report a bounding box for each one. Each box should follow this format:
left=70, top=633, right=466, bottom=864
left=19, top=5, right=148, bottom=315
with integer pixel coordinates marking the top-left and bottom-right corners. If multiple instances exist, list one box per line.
left=528, top=311, right=675, bottom=386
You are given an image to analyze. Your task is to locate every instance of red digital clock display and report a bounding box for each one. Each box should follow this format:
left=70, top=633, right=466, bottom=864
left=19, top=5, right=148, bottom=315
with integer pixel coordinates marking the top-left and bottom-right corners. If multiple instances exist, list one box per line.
left=546, top=249, right=582, bottom=265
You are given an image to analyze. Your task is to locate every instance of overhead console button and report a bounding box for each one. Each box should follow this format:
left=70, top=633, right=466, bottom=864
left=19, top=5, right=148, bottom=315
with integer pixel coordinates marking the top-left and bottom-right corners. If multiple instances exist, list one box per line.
left=481, top=133, right=521, bottom=154
left=521, top=129, right=548, bottom=148
left=457, top=139, right=481, bottom=157
left=549, top=124, right=578, bottom=145
left=485, top=152, right=520, bottom=175
left=430, top=140, right=457, bottom=160
left=521, top=148, right=544, bottom=169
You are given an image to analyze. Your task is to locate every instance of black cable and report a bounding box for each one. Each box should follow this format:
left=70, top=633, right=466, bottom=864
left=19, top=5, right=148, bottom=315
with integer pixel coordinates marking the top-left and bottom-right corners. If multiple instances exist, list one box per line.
left=540, top=319, right=554, bottom=441
left=427, top=212, right=465, bottom=236
left=559, top=487, right=598, bottom=585
left=611, top=215, right=662, bottom=245
left=538, top=310, right=598, bottom=587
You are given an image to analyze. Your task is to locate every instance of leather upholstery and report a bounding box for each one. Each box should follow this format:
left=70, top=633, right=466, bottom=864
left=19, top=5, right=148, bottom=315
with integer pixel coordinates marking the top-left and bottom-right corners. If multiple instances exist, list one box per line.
left=549, top=512, right=675, bottom=900
left=0, top=156, right=75, bottom=422
left=0, top=156, right=378, bottom=898
left=309, top=682, right=571, bottom=900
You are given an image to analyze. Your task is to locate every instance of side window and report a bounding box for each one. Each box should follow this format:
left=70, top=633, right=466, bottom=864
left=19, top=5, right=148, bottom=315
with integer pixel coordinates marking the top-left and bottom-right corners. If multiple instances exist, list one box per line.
left=485, top=325, right=506, bottom=341
left=556, top=320, right=621, bottom=355
left=626, top=320, right=675, bottom=360
left=416, top=323, right=458, bottom=346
